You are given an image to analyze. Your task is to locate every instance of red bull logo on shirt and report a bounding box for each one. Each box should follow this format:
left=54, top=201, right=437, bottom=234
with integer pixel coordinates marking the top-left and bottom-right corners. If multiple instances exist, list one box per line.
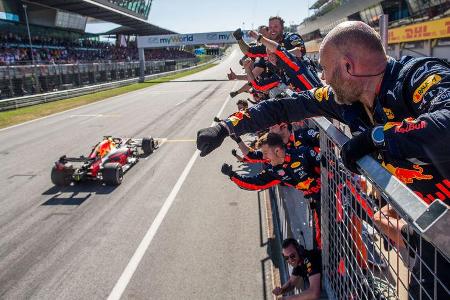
left=395, top=120, right=427, bottom=133
left=384, top=118, right=427, bottom=133
left=296, top=177, right=315, bottom=190
left=382, top=163, right=433, bottom=184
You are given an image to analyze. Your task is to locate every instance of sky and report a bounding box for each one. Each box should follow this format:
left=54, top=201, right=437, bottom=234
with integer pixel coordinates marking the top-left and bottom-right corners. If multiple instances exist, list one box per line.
left=86, top=0, right=312, bottom=34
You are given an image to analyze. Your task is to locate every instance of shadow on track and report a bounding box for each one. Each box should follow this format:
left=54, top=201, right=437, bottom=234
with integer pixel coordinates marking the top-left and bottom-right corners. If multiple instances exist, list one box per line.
left=41, top=181, right=118, bottom=206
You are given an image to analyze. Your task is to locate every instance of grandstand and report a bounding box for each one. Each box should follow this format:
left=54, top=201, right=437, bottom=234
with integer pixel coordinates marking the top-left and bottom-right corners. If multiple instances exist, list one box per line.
left=0, top=0, right=185, bottom=65
left=297, top=0, right=450, bottom=61
left=0, top=0, right=208, bottom=99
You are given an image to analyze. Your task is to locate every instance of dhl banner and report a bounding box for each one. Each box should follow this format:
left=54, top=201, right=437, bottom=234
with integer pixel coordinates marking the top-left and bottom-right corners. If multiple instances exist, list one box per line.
left=305, top=40, right=321, bottom=53
left=388, top=16, right=450, bottom=44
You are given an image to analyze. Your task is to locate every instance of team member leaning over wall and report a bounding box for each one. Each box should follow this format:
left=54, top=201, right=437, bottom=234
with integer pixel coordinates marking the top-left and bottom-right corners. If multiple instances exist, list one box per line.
left=197, top=21, right=450, bottom=300
left=221, top=132, right=322, bottom=249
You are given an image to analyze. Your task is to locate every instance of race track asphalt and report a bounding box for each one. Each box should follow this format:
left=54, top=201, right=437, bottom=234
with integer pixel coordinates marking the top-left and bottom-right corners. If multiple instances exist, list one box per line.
left=0, top=46, right=275, bottom=300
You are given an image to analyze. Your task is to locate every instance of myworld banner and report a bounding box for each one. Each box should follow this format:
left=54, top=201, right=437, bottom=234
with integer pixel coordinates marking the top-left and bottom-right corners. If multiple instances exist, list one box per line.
left=137, top=31, right=252, bottom=48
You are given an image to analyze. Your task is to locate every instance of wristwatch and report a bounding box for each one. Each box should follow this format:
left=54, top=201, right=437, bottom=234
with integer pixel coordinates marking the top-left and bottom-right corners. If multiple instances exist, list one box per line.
left=371, top=126, right=385, bottom=147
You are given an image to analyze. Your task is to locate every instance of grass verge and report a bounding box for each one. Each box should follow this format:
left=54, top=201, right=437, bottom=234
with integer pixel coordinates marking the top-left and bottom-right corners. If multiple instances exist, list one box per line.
left=0, top=62, right=217, bottom=129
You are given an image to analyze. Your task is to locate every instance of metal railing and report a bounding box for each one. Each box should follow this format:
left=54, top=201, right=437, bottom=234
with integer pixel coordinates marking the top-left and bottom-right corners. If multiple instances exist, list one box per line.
left=0, top=57, right=214, bottom=111
left=271, top=117, right=449, bottom=300
left=0, top=58, right=198, bottom=101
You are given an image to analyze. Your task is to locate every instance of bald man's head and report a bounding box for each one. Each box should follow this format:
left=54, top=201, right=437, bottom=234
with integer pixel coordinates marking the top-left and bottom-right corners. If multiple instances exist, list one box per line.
left=318, top=21, right=388, bottom=106
left=321, top=21, right=385, bottom=58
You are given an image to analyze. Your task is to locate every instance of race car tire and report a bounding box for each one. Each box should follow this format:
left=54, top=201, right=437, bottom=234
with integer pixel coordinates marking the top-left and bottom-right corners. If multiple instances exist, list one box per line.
left=142, top=137, right=154, bottom=155
left=51, top=164, right=73, bottom=186
left=103, top=163, right=123, bottom=186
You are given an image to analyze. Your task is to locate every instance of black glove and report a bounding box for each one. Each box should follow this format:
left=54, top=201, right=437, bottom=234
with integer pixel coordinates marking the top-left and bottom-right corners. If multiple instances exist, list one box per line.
left=213, top=116, right=222, bottom=123
left=197, top=123, right=229, bottom=157
left=230, top=91, right=239, bottom=98
left=230, top=134, right=242, bottom=143
left=340, top=129, right=376, bottom=174
left=233, top=28, right=243, bottom=40
left=221, top=163, right=235, bottom=177
left=231, top=149, right=237, bottom=157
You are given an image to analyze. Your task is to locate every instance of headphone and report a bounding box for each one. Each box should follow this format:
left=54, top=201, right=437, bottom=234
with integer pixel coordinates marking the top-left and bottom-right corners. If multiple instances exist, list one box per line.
left=346, top=62, right=385, bottom=77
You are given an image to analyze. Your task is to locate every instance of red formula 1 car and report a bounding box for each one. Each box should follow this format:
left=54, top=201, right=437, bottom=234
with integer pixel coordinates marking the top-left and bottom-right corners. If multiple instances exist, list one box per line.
left=51, top=136, right=157, bottom=186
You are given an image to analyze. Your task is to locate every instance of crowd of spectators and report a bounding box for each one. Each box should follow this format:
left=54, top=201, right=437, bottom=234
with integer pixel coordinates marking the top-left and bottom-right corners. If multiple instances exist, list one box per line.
left=0, top=33, right=196, bottom=65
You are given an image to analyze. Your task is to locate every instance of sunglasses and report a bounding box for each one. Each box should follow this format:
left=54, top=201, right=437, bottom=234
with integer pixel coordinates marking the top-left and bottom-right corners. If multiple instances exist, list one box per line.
left=283, top=253, right=297, bottom=261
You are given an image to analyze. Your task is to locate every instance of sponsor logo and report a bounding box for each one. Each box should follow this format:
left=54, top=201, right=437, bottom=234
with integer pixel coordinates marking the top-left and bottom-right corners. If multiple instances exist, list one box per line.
left=291, top=161, right=301, bottom=168
left=386, top=90, right=396, bottom=100
left=314, top=86, right=329, bottom=102
left=385, top=118, right=426, bottom=133
left=207, top=33, right=231, bottom=40
left=277, top=169, right=285, bottom=176
left=384, top=121, right=401, bottom=131
left=435, top=89, right=450, bottom=102
left=294, top=141, right=301, bottom=147
left=413, top=74, right=441, bottom=103
left=382, top=163, right=433, bottom=184
left=383, top=108, right=395, bottom=120
left=395, top=119, right=427, bottom=133
left=228, top=111, right=250, bottom=126
left=160, top=34, right=194, bottom=44
left=206, top=33, right=217, bottom=40
left=294, top=169, right=306, bottom=177
left=410, top=61, right=438, bottom=86
left=296, top=177, right=315, bottom=190
left=310, top=150, right=316, bottom=157
left=308, top=129, right=317, bottom=136
left=218, top=33, right=230, bottom=40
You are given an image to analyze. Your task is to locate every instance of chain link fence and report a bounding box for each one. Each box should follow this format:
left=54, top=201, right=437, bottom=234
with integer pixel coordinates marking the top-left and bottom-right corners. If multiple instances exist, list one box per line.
left=271, top=117, right=449, bottom=300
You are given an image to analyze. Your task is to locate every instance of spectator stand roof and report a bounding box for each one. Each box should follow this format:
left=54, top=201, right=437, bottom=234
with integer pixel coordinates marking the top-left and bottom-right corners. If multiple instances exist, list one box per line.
left=102, top=24, right=176, bottom=36
left=309, top=0, right=329, bottom=10
left=0, top=19, right=98, bottom=38
left=298, top=0, right=383, bottom=36
left=27, top=0, right=153, bottom=29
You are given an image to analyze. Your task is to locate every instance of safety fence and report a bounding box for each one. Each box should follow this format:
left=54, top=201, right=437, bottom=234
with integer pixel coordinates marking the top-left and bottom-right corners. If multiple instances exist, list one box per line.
left=0, top=58, right=198, bottom=101
left=0, top=57, right=221, bottom=112
left=270, top=117, right=449, bottom=300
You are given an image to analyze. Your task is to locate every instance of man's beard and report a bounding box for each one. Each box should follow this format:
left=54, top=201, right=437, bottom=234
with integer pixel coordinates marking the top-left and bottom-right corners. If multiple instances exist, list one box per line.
left=330, top=68, right=362, bottom=105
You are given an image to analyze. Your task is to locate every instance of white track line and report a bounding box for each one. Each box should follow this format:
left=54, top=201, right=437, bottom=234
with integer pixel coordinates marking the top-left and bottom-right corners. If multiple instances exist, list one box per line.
left=107, top=81, right=239, bottom=300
